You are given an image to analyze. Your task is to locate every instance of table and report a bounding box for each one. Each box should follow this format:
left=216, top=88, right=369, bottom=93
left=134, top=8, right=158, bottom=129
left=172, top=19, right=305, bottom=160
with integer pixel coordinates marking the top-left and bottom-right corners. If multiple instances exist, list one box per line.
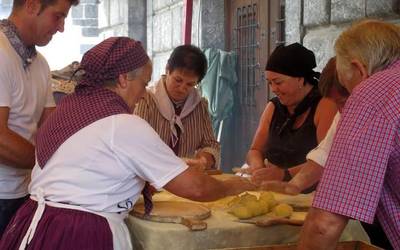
left=125, top=176, right=369, bottom=250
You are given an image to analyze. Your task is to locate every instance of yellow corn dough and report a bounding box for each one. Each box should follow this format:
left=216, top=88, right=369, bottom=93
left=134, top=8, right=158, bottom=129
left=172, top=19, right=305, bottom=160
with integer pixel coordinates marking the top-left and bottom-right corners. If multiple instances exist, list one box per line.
left=272, top=203, right=294, bottom=218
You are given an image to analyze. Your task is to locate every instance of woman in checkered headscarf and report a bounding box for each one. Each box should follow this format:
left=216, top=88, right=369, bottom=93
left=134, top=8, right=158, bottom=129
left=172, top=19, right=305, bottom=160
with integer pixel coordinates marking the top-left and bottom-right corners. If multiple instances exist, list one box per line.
left=0, top=37, right=256, bottom=250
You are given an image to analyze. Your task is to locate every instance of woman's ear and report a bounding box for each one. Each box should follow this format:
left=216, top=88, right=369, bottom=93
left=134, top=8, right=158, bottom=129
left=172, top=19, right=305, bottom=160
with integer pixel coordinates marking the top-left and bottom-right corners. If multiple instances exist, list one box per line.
left=118, top=74, right=128, bottom=89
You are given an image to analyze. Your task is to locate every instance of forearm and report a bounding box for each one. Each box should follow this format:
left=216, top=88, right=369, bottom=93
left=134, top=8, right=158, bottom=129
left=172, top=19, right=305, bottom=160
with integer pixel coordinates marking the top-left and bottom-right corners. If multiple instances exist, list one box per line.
left=0, top=129, right=35, bottom=169
left=246, top=149, right=265, bottom=169
left=289, top=160, right=323, bottom=191
left=164, top=168, right=255, bottom=202
left=298, top=207, right=348, bottom=250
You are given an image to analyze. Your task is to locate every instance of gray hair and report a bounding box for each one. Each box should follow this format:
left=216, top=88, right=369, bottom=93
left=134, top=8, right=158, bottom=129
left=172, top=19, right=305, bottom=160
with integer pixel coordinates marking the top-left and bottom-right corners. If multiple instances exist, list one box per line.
left=335, top=19, right=400, bottom=75
left=104, top=67, right=143, bottom=87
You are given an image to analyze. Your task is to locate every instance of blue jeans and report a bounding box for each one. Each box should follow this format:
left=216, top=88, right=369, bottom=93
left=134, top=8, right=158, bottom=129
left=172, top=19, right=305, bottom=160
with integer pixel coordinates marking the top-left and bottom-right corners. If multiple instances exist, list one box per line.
left=0, top=195, right=29, bottom=237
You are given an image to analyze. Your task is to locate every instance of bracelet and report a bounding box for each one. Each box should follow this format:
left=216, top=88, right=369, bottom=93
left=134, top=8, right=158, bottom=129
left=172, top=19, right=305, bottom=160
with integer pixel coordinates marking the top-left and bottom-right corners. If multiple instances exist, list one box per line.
left=282, top=168, right=292, bottom=181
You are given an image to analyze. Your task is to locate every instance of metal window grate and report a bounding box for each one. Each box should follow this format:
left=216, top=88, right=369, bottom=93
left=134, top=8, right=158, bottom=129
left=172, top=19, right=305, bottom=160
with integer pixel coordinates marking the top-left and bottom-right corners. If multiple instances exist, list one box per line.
left=234, top=3, right=260, bottom=107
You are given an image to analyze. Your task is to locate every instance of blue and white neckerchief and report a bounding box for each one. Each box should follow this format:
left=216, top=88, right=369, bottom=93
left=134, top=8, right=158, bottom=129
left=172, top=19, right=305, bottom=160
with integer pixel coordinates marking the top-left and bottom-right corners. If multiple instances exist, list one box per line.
left=0, top=19, right=37, bottom=69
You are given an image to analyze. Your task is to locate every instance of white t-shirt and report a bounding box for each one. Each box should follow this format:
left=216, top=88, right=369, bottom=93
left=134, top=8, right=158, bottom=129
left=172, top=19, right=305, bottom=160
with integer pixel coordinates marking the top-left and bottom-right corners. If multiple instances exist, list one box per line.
left=29, top=114, right=188, bottom=213
left=0, top=32, right=55, bottom=199
left=306, top=112, right=341, bottom=167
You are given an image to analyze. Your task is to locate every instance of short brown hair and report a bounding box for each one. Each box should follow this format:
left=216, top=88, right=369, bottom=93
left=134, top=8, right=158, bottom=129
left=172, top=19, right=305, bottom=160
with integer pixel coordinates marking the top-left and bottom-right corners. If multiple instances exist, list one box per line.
left=13, top=0, right=80, bottom=12
left=318, top=57, right=348, bottom=98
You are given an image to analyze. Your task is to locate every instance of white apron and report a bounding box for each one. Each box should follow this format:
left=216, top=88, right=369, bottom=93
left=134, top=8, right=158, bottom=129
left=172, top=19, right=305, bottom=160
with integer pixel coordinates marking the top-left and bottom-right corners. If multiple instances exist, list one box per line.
left=19, top=188, right=132, bottom=250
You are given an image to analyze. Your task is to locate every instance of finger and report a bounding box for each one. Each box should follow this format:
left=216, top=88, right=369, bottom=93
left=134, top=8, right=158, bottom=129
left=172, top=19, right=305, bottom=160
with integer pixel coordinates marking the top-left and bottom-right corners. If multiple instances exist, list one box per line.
left=284, top=184, right=301, bottom=195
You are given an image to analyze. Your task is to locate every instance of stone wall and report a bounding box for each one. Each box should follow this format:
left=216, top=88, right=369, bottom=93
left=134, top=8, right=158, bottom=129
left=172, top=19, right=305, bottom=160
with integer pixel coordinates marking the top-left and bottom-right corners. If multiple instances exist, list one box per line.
left=147, top=0, right=225, bottom=81
left=285, top=0, right=400, bottom=70
left=71, top=0, right=100, bottom=54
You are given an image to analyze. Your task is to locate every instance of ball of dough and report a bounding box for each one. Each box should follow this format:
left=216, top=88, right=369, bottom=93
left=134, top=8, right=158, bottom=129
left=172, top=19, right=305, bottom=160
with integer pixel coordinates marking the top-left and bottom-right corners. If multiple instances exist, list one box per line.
left=245, top=200, right=264, bottom=217
left=272, top=203, right=294, bottom=218
left=239, top=193, right=258, bottom=205
left=259, top=192, right=277, bottom=209
left=258, top=200, right=270, bottom=214
left=230, top=205, right=253, bottom=219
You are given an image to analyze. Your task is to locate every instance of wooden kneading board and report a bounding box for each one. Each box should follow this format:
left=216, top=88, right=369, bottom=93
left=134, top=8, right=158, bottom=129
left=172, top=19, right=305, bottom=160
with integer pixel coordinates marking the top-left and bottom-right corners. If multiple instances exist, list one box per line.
left=237, top=212, right=307, bottom=227
left=132, top=201, right=211, bottom=231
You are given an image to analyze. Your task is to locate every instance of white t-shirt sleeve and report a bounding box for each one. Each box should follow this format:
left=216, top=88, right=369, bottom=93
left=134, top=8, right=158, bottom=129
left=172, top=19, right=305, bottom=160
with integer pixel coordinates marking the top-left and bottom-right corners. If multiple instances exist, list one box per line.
left=45, top=76, right=56, bottom=108
left=40, top=56, right=55, bottom=108
left=0, top=52, right=11, bottom=107
left=306, top=112, right=341, bottom=167
left=111, top=114, right=188, bottom=190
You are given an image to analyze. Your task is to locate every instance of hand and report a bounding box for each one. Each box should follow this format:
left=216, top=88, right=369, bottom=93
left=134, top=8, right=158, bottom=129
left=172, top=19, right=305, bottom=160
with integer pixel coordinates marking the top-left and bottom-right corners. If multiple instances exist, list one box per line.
left=258, top=180, right=301, bottom=195
left=223, top=176, right=257, bottom=196
left=184, top=157, right=207, bottom=172
left=250, top=166, right=285, bottom=185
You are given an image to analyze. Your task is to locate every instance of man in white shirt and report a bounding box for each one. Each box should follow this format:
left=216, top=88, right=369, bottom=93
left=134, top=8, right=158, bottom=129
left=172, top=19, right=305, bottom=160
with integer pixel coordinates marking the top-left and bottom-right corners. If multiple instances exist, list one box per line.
left=0, top=0, right=79, bottom=236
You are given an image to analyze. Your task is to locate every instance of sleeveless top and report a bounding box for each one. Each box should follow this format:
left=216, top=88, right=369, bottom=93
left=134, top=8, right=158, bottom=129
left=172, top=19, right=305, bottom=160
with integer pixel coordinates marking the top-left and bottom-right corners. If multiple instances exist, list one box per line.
left=264, top=87, right=321, bottom=170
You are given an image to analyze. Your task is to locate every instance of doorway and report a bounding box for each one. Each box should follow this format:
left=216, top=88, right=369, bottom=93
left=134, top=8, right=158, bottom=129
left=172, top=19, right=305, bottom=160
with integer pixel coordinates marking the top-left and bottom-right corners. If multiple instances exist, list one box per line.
left=224, top=0, right=285, bottom=168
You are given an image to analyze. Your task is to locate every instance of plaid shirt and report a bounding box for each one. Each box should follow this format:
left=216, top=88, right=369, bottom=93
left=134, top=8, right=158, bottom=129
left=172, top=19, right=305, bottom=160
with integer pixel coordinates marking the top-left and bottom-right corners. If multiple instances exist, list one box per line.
left=313, top=59, right=400, bottom=249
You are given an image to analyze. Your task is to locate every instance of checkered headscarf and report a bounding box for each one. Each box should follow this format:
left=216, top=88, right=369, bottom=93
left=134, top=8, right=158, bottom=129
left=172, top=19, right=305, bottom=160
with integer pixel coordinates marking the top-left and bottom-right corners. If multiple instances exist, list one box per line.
left=78, top=37, right=149, bottom=88
left=36, top=37, right=150, bottom=168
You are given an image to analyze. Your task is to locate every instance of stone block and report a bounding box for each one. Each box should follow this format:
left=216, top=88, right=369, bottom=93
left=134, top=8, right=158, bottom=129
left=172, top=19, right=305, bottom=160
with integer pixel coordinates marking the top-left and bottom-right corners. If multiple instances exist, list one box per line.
left=285, top=0, right=302, bottom=43
left=80, top=0, right=98, bottom=3
left=72, top=18, right=98, bottom=27
left=172, top=5, right=182, bottom=46
left=82, top=27, right=99, bottom=37
left=71, top=5, right=83, bottom=19
left=331, top=0, right=365, bottom=23
left=153, top=0, right=173, bottom=11
left=366, top=0, right=396, bottom=16
left=152, top=11, right=172, bottom=51
left=304, top=0, right=330, bottom=26
left=110, top=1, right=128, bottom=25
left=85, top=4, right=98, bottom=18
left=152, top=51, right=171, bottom=80
left=200, top=0, right=225, bottom=49
left=303, top=25, right=346, bottom=71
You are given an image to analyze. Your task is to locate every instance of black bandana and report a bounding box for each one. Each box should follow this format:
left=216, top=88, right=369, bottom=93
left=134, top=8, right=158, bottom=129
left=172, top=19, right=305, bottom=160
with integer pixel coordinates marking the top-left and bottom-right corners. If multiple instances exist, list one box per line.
left=266, top=43, right=320, bottom=86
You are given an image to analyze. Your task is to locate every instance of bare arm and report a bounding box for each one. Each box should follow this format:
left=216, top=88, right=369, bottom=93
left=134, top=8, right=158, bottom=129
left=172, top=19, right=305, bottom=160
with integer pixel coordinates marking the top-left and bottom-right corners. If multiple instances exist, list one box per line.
left=253, top=160, right=323, bottom=195
left=38, top=107, right=55, bottom=127
left=314, top=97, right=337, bottom=143
left=246, top=102, right=275, bottom=170
left=196, top=99, right=220, bottom=169
left=164, top=167, right=256, bottom=202
left=289, top=160, right=323, bottom=191
left=0, top=107, right=35, bottom=169
left=298, top=207, right=349, bottom=250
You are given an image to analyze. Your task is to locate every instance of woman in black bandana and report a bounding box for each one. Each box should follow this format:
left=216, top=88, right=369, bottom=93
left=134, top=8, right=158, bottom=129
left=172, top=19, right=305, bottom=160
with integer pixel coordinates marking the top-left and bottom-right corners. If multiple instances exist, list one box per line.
left=246, top=43, right=337, bottom=192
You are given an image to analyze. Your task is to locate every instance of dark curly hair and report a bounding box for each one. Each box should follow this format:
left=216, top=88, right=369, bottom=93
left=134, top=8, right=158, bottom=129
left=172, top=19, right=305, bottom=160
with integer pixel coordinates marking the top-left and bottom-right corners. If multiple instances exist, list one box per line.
left=166, top=44, right=208, bottom=82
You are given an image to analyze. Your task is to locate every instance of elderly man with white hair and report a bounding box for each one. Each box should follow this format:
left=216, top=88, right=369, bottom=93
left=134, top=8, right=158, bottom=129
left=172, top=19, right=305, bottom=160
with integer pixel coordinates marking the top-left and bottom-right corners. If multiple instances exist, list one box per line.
left=298, top=20, right=400, bottom=249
